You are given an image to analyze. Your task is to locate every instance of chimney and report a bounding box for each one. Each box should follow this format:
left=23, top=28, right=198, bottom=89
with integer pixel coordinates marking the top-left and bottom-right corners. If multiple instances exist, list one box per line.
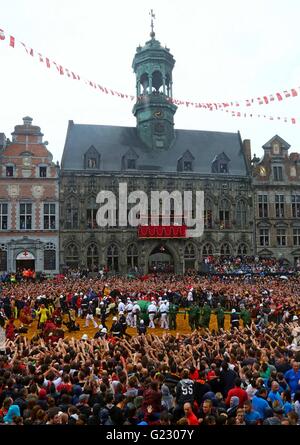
left=23, top=116, right=33, bottom=126
left=0, top=133, right=6, bottom=149
left=243, top=139, right=251, bottom=168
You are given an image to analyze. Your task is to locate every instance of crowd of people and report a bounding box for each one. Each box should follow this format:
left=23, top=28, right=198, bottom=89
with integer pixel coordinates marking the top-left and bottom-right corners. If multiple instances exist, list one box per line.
left=0, top=259, right=300, bottom=426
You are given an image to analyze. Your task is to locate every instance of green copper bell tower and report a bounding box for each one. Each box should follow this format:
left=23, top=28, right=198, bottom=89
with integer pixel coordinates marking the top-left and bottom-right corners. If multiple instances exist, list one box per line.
left=132, top=11, right=177, bottom=150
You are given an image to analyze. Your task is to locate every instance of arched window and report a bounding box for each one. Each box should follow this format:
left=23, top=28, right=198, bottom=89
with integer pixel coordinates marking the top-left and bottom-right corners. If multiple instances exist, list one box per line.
left=184, top=243, right=195, bottom=259
left=0, top=244, right=7, bottom=271
left=152, top=70, right=163, bottom=93
left=204, top=199, right=213, bottom=229
left=127, top=244, right=138, bottom=270
left=237, top=243, right=248, bottom=256
left=107, top=244, right=119, bottom=272
left=219, top=199, right=230, bottom=229
left=87, top=244, right=99, bottom=271
left=220, top=243, right=231, bottom=256
left=202, top=243, right=213, bottom=256
left=43, top=242, right=56, bottom=270
left=236, top=200, right=247, bottom=228
left=66, top=197, right=79, bottom=229
left=65, top=244, right=79, bottom=268
left=86, top=196, right=97, bottom=229
left=184, top=243, right=196, bottom=270
left=140, top=73, right=149, bottom=94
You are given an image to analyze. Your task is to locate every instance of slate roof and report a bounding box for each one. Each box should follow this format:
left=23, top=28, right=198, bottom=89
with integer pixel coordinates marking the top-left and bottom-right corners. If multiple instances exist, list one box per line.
left=61, top=121, right=248, bottom=176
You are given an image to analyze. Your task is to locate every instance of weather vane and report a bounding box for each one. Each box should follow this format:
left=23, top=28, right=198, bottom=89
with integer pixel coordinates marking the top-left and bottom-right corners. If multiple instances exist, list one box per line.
left=149, top=9, right=155, bottom=38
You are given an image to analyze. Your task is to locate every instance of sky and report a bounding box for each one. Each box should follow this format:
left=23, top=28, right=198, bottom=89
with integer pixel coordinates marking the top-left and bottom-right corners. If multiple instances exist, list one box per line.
left=0, top=0, right=300, bottom=163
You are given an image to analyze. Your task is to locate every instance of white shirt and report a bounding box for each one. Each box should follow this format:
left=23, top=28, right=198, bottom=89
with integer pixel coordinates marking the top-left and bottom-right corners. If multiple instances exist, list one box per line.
left=118, top=301, right=125, bottom=313
left=159, top=302, right=168, bottom=314
left=132, top=304, right=140, bottom=314
left=148, top=304, right=157, bottom=314
left=125, top=303, right=133, bottom=312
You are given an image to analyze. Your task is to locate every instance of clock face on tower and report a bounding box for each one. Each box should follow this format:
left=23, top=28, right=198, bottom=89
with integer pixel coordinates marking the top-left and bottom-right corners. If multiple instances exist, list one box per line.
left=153, top=110, right=164, bottom=118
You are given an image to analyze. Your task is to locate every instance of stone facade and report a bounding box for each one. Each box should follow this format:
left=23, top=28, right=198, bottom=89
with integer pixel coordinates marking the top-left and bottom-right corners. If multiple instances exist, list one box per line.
left=59, top=30, right=254, bottom=274
left=0, top=117, right=60, bottom=273
left=252, top=135, right=300, bottom=265
left=59, top=171, right=253, bottom=274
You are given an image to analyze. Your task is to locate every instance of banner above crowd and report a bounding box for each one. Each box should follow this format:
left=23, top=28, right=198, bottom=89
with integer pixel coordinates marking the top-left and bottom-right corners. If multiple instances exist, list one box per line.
left=0, top=26, right=298, bottom=124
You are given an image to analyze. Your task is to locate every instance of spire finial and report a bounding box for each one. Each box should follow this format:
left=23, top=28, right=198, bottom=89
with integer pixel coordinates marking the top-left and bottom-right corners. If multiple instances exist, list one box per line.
left=149, top=9, right=155, bottom=39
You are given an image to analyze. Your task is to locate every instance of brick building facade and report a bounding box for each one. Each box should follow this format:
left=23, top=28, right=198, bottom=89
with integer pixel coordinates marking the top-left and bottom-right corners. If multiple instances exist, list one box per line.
left=252, top=135, right=300, bottom=265
left=0, top=117, right=60, bottom=274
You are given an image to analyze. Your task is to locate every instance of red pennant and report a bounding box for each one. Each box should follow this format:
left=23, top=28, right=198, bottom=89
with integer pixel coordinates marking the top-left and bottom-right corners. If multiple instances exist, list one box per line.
left=21, top=42, right=34, bottom=56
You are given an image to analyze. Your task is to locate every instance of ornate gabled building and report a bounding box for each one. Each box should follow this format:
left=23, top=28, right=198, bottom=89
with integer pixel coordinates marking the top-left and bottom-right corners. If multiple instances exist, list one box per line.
left=0, top=117, right=60, bottom=274
left=59, top=26, right=253, bottom=274
left=252, top=135, right=300, bottom=265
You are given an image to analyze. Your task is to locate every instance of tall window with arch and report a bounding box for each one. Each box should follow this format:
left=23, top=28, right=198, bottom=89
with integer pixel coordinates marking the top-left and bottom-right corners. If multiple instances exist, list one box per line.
left=204, top=199, right=213, bottom=229
left=237, top=243, right=248, bottom=256
left=107, top=244, right=119, bottom=272
left=65, top=244, right=79, bottom=269
left=202, top=243, right=213, bottom=256
left=220, top=243, right=231, bottom=256
left=43, top=242, right=56, bottom=270
left=184, top=243, right=196, bottom=270
left=219, top=199, right=230, bottom=229
left=87, top=244, right=99, bottom=271
left=66, top=197, right=79, bottom=229
left=86, top=196, right=97, bottom=230
left=236, top=200, right=247, bottom=228
left=127, top=244, right=138, bottom=270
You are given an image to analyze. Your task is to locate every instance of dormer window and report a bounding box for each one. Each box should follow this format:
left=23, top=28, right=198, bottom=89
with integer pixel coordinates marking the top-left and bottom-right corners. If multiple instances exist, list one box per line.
left=84, top=146, right=100, bottom=169
left=122, top=148, right=139, bottom=171
left=6, top=166, right=14, bottom=177
left=211, top=152, right=230, bottom=174
left=183, top=161, right=192, bottom=171
left=219, top=163, right=228, bottom=173
left=127, top=159, right=136, bottom=169
left=177, top=150, right=195, bottom=172
left=39, top=166, right=47, bottom=177
left=87, top=158, right=97, bottom=169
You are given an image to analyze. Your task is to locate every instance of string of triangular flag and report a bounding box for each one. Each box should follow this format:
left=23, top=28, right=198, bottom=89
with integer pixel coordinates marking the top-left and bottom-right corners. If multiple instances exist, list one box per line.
left=0, top=26, right=298, bottom=124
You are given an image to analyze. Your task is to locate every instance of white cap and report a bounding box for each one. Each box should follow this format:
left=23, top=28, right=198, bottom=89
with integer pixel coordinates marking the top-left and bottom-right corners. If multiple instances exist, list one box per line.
left=101, top=327, right=107, bottom=333
left=231, top=309, right=236, bottom=313
left=98, top=324, right=103, bottom=329
left=292, top=315, right=298, bottom=321
left=81, top=334, right=88, bottom=340
left=140, top=320, right=144, bottom=324
left=112, top=316, right=117, bottom=321
left=119, top=311, right=124, bottom=315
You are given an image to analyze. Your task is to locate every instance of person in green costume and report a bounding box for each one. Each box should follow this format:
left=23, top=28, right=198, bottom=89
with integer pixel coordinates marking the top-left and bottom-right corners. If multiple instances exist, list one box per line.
left=188, top=302, right=200, bottom=330
left=215, top=303, right=225, bottom=330
left=202, top=302, right=211, bottom=329
left=169, top=302, right=179, bottom=330
left=240, top=305, right=251, bottom=327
